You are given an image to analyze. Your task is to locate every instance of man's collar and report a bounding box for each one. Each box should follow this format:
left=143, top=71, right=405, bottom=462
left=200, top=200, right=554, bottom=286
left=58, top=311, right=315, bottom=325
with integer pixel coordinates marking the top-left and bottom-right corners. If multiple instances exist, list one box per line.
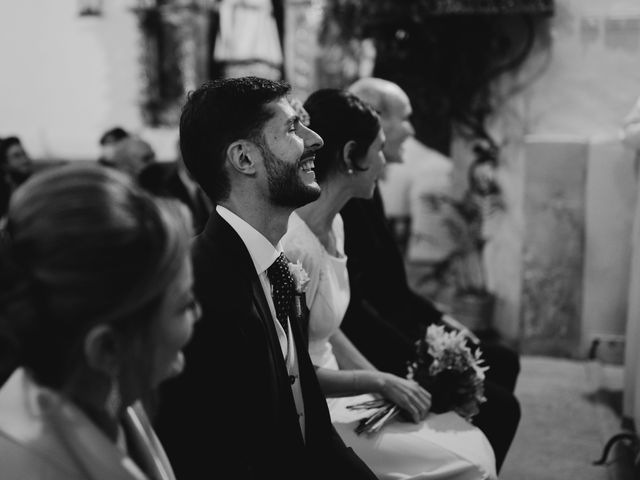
left=216, top=205, right=282, bottom=274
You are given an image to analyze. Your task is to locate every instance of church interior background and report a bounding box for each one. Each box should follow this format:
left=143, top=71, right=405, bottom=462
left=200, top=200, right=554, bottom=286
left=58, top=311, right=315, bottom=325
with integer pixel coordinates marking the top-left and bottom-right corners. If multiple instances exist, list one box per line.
left=2, top=0, right=640, bottom=473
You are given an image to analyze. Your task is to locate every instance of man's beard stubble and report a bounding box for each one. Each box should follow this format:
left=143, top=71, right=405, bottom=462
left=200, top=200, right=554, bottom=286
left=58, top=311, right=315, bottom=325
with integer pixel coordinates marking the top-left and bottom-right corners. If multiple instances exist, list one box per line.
left=259, top=141, right=320, bottom=209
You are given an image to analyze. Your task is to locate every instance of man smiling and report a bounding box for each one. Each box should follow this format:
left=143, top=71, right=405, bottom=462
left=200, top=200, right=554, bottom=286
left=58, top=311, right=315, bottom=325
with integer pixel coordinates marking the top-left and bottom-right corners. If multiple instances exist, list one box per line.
left=154, top=77, right=377, bottom=480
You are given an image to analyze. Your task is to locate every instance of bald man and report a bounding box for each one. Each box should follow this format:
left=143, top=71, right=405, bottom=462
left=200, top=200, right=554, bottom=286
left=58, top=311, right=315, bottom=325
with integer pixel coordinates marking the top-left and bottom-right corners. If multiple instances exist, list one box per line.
left=340, top=77, right=521, bottom=473
left=106, top=135, right=156, bottom=178
left=346, top=77, right=415, bottom=164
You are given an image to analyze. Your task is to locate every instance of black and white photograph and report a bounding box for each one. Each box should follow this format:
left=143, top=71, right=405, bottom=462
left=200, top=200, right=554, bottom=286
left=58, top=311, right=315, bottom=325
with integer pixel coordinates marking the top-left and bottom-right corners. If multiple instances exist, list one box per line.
left=0, top=1, right=639, bottom=479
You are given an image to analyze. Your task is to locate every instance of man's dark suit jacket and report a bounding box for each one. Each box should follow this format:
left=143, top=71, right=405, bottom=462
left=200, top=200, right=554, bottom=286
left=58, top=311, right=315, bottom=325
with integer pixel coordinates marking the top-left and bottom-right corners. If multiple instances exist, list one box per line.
left=340, top=188, right=442, bottom=376
left=340, top=187, right=521, bottom=472
left=154, top=211, right=376, bottom=480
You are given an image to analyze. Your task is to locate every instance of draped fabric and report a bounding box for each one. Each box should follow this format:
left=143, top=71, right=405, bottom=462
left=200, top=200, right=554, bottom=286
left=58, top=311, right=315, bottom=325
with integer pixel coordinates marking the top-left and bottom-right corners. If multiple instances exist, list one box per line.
left=282, top=212, right=497, bottom=480
left=418, top=0, right=554, bottom=15
left=214, top=0, right=283, bottom=79
left=0, top=369, right=175, bottom=480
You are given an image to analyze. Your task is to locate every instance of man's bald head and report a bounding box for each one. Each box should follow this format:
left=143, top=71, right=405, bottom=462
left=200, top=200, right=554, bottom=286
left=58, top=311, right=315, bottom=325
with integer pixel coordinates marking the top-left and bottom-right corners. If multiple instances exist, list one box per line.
left=110, top=136, right=156, bottom=177
left=348, top=78, right=407, bottom=116
left=348, top=78, right=414, bottom=163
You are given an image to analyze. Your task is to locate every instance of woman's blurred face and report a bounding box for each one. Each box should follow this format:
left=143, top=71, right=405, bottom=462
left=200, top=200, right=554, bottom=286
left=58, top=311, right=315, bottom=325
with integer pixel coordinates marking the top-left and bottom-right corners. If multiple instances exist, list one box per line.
left=5, top=143, right=32, bottom=177
left=149, top=257, right=200, bottom=386
left=350, top=128, right=386, bottom=199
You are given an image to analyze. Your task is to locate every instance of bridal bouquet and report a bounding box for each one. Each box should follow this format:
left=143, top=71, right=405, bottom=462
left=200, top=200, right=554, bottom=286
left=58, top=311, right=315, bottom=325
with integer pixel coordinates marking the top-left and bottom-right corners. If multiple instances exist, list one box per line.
left=408, top=324, right=488, bottom=419
left=350, top=324, right=488, bottom=435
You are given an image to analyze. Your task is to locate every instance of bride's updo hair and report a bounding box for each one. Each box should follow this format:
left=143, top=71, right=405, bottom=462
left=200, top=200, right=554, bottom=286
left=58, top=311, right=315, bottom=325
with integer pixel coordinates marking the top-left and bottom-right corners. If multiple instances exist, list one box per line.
left=303, top=88, right=381, bottom=182
left=0, top=163, right=191, bottom=389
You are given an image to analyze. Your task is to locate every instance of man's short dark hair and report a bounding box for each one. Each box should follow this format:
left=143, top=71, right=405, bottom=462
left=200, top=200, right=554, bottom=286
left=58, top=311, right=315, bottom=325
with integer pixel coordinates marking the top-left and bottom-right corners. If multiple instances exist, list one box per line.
left=99, top=127, right=129, bottom=146
left=179, top=76, right=291, bottom=203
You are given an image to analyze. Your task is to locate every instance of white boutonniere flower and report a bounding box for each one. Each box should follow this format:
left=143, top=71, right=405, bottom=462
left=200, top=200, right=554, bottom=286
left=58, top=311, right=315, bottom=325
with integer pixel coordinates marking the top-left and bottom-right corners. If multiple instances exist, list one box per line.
left=288, top=260, right=310, bottom=294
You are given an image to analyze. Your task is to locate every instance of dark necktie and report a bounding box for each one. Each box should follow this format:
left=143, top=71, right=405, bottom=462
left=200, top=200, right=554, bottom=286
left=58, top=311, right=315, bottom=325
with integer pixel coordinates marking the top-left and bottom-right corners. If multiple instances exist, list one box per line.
left=266, top=252, right=295, bottom=333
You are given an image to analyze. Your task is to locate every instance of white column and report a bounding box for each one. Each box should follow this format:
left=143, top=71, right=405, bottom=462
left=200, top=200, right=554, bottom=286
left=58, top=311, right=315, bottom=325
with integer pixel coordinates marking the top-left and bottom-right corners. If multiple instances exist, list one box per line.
left=624, top=154, right=640, bottom=428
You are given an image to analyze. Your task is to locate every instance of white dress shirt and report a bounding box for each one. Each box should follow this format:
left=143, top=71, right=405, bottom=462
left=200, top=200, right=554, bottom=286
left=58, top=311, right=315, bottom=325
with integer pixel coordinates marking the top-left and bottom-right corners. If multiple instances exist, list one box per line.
left=216, top=205, right=306, bottom=439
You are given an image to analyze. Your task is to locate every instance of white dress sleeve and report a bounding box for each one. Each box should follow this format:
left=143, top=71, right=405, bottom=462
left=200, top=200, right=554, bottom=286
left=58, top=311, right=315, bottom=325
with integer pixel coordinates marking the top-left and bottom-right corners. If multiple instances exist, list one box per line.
left=283, top=212, right=349, bottom=369
left=284, top=216, right=497, bottom=480
left=282, top=212, right=322, bottom=312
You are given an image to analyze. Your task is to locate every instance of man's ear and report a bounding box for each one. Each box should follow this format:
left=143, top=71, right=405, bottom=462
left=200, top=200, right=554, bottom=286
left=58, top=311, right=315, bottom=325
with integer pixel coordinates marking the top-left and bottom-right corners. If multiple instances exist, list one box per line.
left=84, top=324, right=121, bottom=376
left=227, top=140, right=257, bottom=175
left=342, top=140, right=357, bottom=173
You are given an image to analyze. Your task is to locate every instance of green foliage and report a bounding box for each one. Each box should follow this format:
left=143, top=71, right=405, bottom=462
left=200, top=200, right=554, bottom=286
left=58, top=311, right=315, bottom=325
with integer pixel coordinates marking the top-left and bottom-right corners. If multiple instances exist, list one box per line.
left=322, top=0, right=553, bottom=153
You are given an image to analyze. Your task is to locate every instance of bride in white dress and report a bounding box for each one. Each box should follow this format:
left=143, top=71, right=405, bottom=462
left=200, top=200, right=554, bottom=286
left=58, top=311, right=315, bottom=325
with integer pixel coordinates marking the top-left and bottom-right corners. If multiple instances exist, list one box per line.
left=283, top=89, right=496, bottom=480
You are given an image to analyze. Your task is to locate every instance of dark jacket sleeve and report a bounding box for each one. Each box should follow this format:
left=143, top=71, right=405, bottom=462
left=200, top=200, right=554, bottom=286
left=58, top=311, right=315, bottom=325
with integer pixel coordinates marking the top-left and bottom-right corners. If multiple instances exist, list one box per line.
left=154, top=225, right=377, bottom=480
left=153, top=234, right=268, bottom=480
left=339, top=192, right=446, bottom=376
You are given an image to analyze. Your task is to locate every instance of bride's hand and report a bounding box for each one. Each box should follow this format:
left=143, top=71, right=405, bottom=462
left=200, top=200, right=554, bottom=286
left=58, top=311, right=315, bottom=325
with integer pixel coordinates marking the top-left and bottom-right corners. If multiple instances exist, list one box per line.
left=373, top=372, right=432, bottom=423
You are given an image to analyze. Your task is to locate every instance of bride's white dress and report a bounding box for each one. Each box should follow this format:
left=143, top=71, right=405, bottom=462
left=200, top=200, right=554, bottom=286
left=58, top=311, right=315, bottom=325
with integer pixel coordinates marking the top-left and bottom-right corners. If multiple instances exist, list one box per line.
left=283, top=212, right=497, bottom=480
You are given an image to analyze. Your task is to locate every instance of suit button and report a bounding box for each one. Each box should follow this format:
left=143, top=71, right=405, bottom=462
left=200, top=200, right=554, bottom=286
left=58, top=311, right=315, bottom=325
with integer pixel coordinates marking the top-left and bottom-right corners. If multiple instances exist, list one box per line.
left=289, top=375, right=296, bottom=384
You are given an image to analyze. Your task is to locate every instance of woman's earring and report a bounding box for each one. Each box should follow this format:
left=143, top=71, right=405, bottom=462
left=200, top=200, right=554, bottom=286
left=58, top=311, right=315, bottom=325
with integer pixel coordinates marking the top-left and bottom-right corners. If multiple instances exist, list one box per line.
left=347, top=169, right=354, bottom=175
left=105, top=377, right=122, bottom=418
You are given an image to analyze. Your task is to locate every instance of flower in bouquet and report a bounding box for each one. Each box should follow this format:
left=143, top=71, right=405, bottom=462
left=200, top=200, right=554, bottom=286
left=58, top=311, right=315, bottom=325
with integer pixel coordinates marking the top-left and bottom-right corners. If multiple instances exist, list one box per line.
left=288, top=260, right=310, bottom=294
left=349, top=323, right=488, bottom=436
left=407, top=324, right=488, bottom=420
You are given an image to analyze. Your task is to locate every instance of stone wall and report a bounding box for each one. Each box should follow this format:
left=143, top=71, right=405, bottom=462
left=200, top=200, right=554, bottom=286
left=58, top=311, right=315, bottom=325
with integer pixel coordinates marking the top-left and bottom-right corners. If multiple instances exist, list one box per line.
left=472, top=0, right=640, bottom=356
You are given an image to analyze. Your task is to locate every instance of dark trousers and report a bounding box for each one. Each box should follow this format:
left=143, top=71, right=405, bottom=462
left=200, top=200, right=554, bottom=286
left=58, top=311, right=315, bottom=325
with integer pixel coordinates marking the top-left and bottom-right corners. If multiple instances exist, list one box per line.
left=480, top=341, right=521, bottom=394
left=473, top=343, right=521, bottom=472
left=342, top=311, right=521, bottom=473
left=474, top=379, right=521, bottom=472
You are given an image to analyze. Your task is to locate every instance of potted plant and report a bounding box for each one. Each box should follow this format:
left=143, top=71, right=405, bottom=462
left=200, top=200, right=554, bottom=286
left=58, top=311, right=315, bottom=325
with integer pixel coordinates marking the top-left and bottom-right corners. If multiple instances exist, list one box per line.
left=446, top=140, right=504, bottom=332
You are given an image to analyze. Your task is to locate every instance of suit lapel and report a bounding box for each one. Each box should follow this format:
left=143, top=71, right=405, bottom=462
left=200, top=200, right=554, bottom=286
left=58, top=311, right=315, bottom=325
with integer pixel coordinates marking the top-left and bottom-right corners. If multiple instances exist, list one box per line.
left=201, top=212, right=318, bottom=446
left=203, top=212, right=278, bottom=335
left=122, top=403, right=176, bottom=480
left=250, top=280, right=270, bottom=324
left=247, top=273, right=284, bottom=364
left=202, top=211, right=298, bottom=387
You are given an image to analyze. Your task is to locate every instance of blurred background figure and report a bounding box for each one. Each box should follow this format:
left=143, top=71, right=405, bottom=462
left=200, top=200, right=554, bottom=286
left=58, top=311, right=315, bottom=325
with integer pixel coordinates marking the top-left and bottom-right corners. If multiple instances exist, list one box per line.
left=399, top=139, right=500, bottom=312
left=0, top=136, right=33, bottom=220
left=622, top=95, right=640, bottom=151
left=138, top=141, right=212, bottom=235
left=0, top=0, right=636, bottom=475
left=213, top=0, right=283, bottom=80
left=98, top=126, right=130, bottom=166
left=285, top=88, right=497, bottom=479
left=344, top=77, right=520, bottom=473
left=106, top=135, right=157, bottom=178
left=0, top=164, right=199, bottom=479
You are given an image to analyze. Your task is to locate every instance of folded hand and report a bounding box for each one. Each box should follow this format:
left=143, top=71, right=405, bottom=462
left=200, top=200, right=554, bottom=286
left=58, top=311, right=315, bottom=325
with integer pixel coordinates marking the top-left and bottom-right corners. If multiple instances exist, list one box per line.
left=376, top=373, right=431, bottom=423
